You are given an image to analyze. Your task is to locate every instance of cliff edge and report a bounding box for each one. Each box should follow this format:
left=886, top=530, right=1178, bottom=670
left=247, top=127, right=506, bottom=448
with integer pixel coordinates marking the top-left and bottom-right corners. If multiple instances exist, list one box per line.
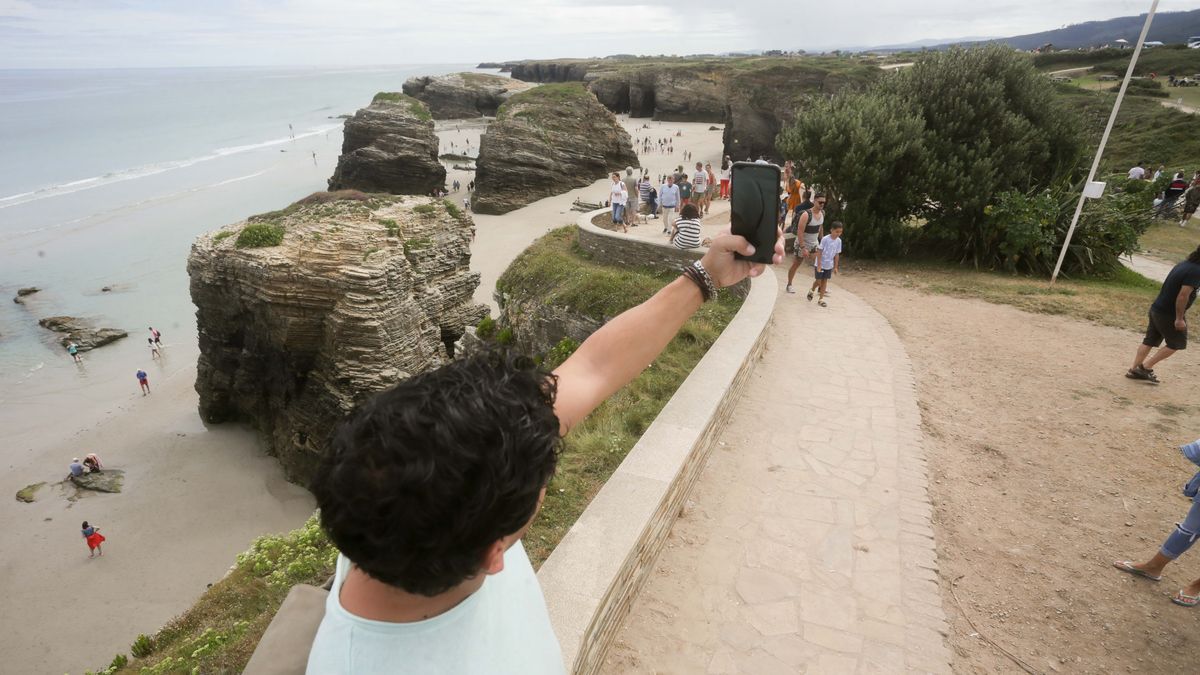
left=402, top=72, right=534, bottom=119
left=327, top=93, right=445, bottom=194
left=188, top=192, right=487, bottom=482
left=472, top=83, right=637, bottom=215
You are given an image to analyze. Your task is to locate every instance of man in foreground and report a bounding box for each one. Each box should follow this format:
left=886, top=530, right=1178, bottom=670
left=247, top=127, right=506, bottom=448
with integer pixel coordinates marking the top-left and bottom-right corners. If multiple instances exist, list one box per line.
left=306, top=231, right=783, bottom=674
left=1128, top=245, right=1200, bottom=384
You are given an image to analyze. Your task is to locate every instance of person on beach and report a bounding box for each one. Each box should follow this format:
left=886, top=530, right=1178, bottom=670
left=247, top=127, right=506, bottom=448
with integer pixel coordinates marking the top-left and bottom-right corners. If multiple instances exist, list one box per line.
left=719, top=157, right=731, bottom=199
left=136, top=369, right=150, bottom=395
left=149, top=338, right=161, bottom=360
left=68, top=458, right=84, bottom=479
left=305, top=227, right=785, bottom=675
left=623, top=169, right=639, bottom=227
left=704, top=163, right=716, bottom=214
left=807, top=222, right=843, bottom=307
left=659, top=175, right=680, bottom=234
left=786, top=193, right=827, bottom=293
left=81, top=521, right=105, bottom=558
left=149, top=326, right=161, bottom=346
left=609, top=172, right=628, bottom=233
left=691, top=162, right=707, bottom=215
left=83, top=453, right=103, bottom=474
left=67, top=342, right=82, bottom=363
left=1127, top=245, right=1200, bottom=384
left=1114, top=439, right=1200, bottom=607
left=670, top=204, right=703, bottom=250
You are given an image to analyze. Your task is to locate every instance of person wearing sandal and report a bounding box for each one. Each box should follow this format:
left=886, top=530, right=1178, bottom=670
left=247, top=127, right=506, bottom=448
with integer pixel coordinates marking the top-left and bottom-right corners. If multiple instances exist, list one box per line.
left=1127, top=245, right=1200, bottom=384
left=1114, top=439, right=1200, bottom=607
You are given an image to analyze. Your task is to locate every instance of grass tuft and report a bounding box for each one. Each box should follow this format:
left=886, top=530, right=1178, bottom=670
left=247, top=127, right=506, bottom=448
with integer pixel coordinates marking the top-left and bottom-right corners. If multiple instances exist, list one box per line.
left=234, top=223, right=285, bottom=249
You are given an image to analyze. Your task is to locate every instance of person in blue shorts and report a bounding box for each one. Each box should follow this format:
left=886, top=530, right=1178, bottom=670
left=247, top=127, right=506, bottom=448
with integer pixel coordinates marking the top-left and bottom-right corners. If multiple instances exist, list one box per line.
left=807, top=222, right=843, bottom=307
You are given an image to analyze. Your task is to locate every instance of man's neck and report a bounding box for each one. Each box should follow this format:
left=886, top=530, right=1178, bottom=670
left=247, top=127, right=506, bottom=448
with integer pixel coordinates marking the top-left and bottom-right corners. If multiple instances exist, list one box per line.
left=339, top=566, right=487, bottom=623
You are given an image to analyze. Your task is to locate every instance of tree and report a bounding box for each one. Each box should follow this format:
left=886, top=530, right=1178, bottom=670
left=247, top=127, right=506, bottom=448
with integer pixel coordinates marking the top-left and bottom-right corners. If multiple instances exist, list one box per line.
left=776, top=91, right=926, bottom=257
left=891, top=46, right=1084, bottom=265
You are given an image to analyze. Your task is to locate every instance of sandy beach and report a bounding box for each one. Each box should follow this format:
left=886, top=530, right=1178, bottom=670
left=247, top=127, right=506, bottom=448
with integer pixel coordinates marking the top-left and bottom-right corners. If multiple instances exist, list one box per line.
left=0, top=113, right=729, bottom=674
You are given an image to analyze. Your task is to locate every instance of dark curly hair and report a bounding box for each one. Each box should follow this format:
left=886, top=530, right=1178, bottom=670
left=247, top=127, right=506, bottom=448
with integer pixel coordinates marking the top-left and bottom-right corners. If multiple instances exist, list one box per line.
left=311, top=349, right=561, bottom=596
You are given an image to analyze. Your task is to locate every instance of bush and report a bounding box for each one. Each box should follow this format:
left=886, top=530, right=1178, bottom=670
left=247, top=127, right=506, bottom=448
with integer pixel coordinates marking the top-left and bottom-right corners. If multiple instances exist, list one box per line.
left=234, top=222, right=285, bottom=249
left=443, top=199, right=463, bottom=219
left=496, top=327, right=514, bottom=346
left=213, top=230, right=234, bottom=244
left=412, top=203, right=437, bottom=215
left=131, top=633, right=155, bottom=658
left=475, top=316, right=496, bottom=339
left=544, top=337, right=580, bottom=369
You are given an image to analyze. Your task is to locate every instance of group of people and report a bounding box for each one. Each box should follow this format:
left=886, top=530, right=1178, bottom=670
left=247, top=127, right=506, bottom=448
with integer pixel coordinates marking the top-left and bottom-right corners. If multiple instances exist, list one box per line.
left=608, top=159, right=732, bottom=243
left=1128, top=162, right=1200, bottom=226
left=776, top=163, right=844, bottom=306
left=635, top=136, right=674, bottom=155
left=67, top=453, right=104, bottom=479
left=65, top=326, right=159, bottom=395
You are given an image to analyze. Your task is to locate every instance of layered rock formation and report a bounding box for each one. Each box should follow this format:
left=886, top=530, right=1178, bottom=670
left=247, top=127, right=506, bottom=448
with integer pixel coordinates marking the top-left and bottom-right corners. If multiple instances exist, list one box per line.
left=402, top=72, right=534, bottom=119
left=188, top=194, right=488, bottom=482
left=327, top=93, right=445, bottom=194
left=472, top=84, right=637, bottom=215
left=507, top=56, right=880, bottom=157
left=38, top=316, right=127, bottom=350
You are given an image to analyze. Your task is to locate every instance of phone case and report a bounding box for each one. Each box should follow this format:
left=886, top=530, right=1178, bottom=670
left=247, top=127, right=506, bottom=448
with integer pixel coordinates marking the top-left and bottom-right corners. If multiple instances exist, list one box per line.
left=729, top=162, right=781, bottom=264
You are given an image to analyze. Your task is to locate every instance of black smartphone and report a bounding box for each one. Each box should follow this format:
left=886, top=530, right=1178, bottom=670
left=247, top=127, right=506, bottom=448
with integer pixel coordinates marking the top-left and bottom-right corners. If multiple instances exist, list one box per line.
left=730, top=161, right=780, bottom=264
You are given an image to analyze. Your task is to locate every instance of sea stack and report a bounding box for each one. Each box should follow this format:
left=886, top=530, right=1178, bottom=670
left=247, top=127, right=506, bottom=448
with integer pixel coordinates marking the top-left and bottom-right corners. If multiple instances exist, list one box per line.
left=187, top=193, right=488, bottom=482
left=472, top=83, right=637, bottom=215
left=402, top=72, right=535, bottom=119
left=327, top=93, right=445, bottom=195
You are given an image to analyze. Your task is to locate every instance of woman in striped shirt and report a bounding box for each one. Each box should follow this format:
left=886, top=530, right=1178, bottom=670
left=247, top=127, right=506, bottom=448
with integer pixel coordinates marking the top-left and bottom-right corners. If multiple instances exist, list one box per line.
left=670, top=203, right=703, bottom=250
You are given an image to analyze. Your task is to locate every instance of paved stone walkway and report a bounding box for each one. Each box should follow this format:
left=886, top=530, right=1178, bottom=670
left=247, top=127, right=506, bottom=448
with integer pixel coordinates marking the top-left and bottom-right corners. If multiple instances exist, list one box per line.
left=1124, top=253, right=1172, bottom=283
left=601, top=279, right=952, bottom=674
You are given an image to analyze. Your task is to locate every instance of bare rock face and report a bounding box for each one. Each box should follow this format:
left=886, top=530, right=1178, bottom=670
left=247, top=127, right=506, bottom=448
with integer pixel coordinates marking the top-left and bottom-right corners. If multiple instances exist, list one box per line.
left=188, top=194, right=488, bottom=482
left=402, top=72, right=534, bottom=119
left=38, top=316, right=127, bottom=350
left=327, top=93, right=445, bottom=195
left=472, top=84, right=637, bottom=215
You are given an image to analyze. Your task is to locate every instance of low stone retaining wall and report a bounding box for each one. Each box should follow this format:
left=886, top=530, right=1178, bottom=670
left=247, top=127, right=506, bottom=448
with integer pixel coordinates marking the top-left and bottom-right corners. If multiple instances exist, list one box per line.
left=536, top=210, right=778, bottom=674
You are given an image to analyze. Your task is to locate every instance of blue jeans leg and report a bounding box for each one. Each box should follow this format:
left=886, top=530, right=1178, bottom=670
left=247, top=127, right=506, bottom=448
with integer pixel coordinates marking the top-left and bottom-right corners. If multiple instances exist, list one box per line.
left=1161, top=498, right=1200, bottom=559
left=612, top=204, right=624, bottom=223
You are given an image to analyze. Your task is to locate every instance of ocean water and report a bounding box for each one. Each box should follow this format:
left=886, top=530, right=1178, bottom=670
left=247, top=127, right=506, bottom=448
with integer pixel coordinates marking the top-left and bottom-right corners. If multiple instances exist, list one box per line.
left=0, top=65, right=470, bottom=443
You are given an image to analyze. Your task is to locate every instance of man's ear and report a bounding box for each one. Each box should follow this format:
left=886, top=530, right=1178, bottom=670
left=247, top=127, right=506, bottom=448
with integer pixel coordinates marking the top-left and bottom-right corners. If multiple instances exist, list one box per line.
left=481, top=539, right=507, bottom=576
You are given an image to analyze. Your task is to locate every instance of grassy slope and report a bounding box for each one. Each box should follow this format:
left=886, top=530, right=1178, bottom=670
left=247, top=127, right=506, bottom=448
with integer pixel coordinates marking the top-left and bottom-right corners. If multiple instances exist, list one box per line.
left=1036, top=46, right=1200, bottom=76
left=498, top=227, right=742, bottom=564
left=109, top=227, right=740, bottom=674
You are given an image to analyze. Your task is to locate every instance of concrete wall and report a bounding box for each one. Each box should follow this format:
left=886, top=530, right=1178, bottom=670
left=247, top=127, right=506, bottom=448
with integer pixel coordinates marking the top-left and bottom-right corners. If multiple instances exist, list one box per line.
left=537, top=209, right=778, bottom=674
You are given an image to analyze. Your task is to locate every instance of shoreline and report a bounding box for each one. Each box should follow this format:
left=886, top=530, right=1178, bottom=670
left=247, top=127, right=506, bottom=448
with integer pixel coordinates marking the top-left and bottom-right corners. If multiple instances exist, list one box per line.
left=0, top=113, right=728, bottom=674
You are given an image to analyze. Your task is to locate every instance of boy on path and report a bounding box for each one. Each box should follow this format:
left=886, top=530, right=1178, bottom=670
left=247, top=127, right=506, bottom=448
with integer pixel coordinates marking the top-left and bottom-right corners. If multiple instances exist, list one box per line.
left=305, top=232, right=784, bottom=674
left=136, top=369, right=150, bottom=395
left=1127, top=245, right=1200, bottom=383
left=807, top=222, right=844, bottom=307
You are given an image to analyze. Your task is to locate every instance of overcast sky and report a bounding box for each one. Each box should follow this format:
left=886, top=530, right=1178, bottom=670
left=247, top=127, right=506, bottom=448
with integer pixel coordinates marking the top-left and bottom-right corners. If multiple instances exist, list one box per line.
left=1, top=0, right=1197, bottom=68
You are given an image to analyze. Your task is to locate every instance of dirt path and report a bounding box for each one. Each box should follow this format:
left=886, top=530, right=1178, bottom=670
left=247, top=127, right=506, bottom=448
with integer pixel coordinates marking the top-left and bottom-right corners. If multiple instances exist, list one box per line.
left=839, top=272, right=1200, bottom=674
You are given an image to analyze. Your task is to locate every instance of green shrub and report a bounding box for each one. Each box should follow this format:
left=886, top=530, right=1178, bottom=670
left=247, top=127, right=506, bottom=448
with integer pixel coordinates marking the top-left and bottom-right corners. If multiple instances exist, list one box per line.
left=544, top=337, right=580, bottom=369
left=496, top=327, right=515, bottom=346
left=131, top=633, right=155, bottom=658
left=379, top=218, right=399, bottom=237
left=234, top=223, right=285, bottom=249
left=443, top=199, right=463, bottom=219
left=235, top=514, right=337, bottom=590
left=476, top=316, right=496, bottom=339
left=1110, top=78, right=1169, bottom=98
left=412, top=203, right=437, bottom=215
left=213, top=231, right=234, bottom=244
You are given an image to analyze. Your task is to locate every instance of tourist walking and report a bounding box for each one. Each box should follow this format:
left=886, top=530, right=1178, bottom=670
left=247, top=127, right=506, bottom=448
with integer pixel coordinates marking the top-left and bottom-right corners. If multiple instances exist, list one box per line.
left=784, top=169, right=806, bottom=231
left=678, top=174, right=693, bottom=209
left=81, top=521, right=105, bottom=558
left=149, top=326, right=162, bottom=346
left=785, top=193, right=827, bottom=293
left=704, top=163, right=716, bottom=215
left=1127, top=245, right=1200, bottom=383
left=67, top=341, right=82, bottom=363
left=609, top=172, right=628, bottom=233
left=691, top=162, right=707, bottom=215
left=670, top=204, right=703, bottom=250
left=659, top=176, right=680, bottom=234
left=719, top=157, right=731, bottom=199
left=1115, top=439, right=1200, bottom=606
left=623, top=169, right=640, bottom=227
left=136, top=369, right=150, bottom=395
left=149, top=338, right=161, bottom=360
left=807, top=222, right=844, bottom=307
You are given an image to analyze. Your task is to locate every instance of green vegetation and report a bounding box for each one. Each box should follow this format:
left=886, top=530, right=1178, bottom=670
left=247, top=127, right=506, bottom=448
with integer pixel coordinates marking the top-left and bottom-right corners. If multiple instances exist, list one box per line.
left=371, top=92, right=432, bottom=121
left=543, top=337, right=580, bottom=369
left=114, top=515, right=336, bottom=674
left=15, top=481, right=45, bottom=503
left=412, top=203, right=437, bottom=215
left=402, top=236, right=433, bottom=262
left=1053, top=84, right=1200, bottom=173
left=852, top=259, right=1159, bottom=333
left=1140, top=220, right=1200, bottom=263
left=495, top=327, right=515, bottom=346
left=234, top=222, right=285, bottom=249
left=379, top=218, right=400, bottom=237
left=362, top=246, right=380, bottom=262
left=499, top=227, right=742, bottom=564
left=1036, top=45, right=1200, bottom=77
left=248, top=190, right=372, bottom=223
left=212, top=231, right=234, bottom=244
left=498, top=82, right=589, bottom=121
left=475, top=316, right=497, bottom=339
left=443, top=199, right=463, bottom=219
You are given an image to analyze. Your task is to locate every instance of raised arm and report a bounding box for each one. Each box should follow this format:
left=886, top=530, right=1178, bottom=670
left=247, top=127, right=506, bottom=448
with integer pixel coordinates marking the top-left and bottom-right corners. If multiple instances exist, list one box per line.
left=552, top=233, right=783, bottom=434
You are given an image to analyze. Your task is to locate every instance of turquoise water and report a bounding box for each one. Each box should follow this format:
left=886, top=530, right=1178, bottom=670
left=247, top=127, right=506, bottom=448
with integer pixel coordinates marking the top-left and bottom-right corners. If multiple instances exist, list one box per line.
left=0, top=65, right=469, bottom=439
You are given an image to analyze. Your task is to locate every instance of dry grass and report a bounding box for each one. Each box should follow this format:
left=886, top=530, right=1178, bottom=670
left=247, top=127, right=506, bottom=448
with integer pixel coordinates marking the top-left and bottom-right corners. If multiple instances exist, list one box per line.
left=1140, top=220, right=1200, bottom=264
left=847, top=259, right=1159, bottom=334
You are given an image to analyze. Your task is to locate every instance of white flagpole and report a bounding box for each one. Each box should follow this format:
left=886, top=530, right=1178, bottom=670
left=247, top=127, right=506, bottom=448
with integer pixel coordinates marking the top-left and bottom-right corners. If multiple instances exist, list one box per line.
left=1050, top=0, right=1160, bottom=284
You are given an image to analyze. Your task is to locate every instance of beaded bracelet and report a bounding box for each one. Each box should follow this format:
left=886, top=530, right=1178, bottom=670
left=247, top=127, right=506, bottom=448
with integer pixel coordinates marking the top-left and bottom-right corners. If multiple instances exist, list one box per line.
left=681, top=260, right=718, bottom=302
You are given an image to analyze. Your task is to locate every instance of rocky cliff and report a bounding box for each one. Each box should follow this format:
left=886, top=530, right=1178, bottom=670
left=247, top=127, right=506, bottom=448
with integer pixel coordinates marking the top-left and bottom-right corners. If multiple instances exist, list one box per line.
left=401, top=72, right=534, bottom=119
left=188, top=193, right=488, bottom=482
left=327, top=93, right=445, bottom=194
left=472, top=83, right=637, bottom=215
left=508, top=56, right=880, bottom=157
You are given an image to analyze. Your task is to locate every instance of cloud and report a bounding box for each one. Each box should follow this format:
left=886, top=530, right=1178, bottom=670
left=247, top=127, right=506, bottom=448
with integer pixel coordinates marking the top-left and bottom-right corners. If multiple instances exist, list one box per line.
left=0, top=0, right=1197, bottom=67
